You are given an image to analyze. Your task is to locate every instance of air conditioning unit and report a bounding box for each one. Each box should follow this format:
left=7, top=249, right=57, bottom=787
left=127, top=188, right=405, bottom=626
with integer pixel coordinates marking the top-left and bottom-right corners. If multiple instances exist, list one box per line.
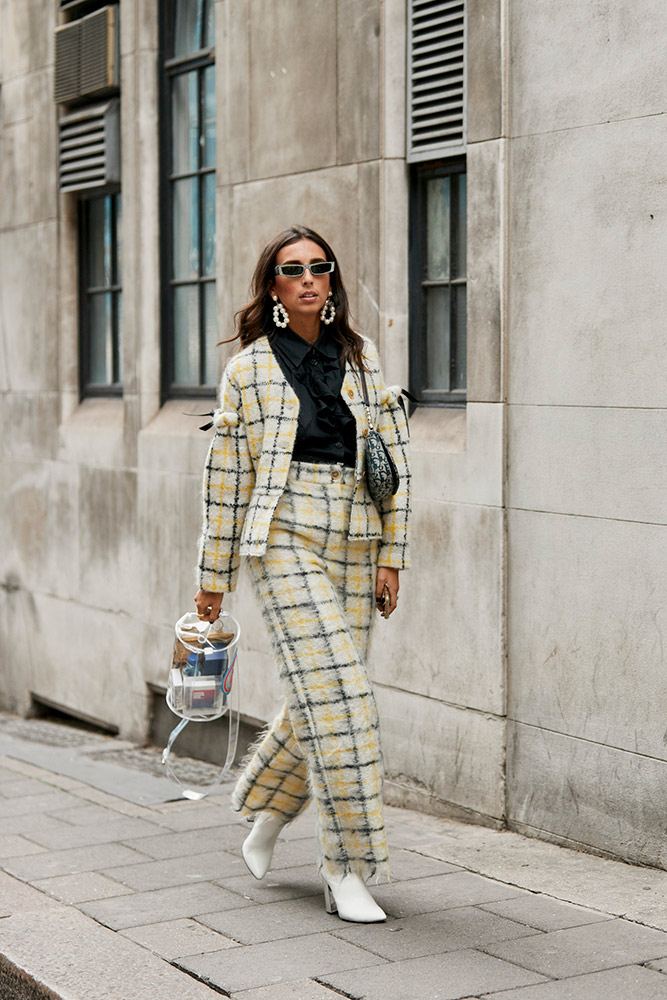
left=58, top=99, right=120, bottom=193
left=54, top=5, right=119, bottom=104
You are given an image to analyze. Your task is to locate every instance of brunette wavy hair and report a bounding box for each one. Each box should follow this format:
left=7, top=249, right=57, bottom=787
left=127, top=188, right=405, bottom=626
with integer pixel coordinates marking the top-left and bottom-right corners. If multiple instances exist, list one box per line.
left=223, top=225, right=366, bottom=370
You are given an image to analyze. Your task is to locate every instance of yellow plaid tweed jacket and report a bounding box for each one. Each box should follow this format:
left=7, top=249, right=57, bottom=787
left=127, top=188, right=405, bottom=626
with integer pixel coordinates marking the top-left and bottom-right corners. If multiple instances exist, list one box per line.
left=197, top=335, right=411, bottom=593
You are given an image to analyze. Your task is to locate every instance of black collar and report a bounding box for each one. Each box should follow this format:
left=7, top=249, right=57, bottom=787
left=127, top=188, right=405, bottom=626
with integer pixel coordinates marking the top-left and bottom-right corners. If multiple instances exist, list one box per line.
left=271, top=327, right=339, bottom=368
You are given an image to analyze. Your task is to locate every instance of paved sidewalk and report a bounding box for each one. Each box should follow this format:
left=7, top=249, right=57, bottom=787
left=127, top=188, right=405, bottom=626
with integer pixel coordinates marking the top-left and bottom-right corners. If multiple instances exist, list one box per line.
left=2, top=715, right=667, bottom=999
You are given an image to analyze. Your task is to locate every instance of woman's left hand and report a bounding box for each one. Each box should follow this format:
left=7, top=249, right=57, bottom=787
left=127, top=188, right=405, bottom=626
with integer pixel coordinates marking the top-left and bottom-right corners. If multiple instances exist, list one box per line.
left=376, top=567, right=399, bottom=618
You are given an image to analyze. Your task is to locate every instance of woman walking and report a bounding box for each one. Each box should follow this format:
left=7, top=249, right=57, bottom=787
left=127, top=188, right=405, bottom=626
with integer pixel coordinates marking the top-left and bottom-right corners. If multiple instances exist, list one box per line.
left=194, top=225, right=411, bottom=923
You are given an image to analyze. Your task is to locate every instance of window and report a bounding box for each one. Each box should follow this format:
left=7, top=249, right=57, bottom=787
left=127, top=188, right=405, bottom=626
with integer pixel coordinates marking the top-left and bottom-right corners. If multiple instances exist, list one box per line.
left=79, top=192, right=122, bottom=395
left=410, top=162, right=466, bottom=405
left=160, top=0, right=217, bottom=396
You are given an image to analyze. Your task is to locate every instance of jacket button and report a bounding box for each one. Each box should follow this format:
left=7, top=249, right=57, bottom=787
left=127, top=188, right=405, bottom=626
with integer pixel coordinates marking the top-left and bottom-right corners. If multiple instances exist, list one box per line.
left=331, top=469, right=340, bottom=480
left=363, top=428, right=369, bottom=438
left=347, top=388, right=354, bottom=398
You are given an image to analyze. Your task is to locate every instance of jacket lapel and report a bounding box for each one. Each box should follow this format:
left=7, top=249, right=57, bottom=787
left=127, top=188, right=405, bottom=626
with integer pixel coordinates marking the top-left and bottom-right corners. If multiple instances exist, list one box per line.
left=341, top=364, right=368, bottom=481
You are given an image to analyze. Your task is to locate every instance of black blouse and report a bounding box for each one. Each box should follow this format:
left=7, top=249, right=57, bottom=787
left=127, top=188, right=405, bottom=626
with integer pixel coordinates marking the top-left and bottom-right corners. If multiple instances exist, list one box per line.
left=269, top=327, right=357, bottom=468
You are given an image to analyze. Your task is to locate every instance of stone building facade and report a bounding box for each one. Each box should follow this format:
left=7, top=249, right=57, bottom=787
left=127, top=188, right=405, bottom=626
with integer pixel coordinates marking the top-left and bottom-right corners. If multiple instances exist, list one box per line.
left=1, top=0, right=665, bottom=868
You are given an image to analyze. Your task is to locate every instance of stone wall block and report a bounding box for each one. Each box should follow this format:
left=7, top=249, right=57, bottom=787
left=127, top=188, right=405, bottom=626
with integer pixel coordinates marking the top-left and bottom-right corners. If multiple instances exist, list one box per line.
left=507, top=509, right=667, bottom=760
left=510, top=0, right=667, bottom=136
left=2, top=459, right=80, bottom=603
left=78, top=467, right=141, bottom=615
left=379, top=158, right=409, bottom=384
left=248, top=0, right=336, bottom=178
left=355, top=161, right=381, bottom=342
left=29, top=594, right=150, bottom=739
left=466, top=139, right=502, bottom=402
left=377, top=685, right=505, bottom=820
left=411, top=402, right=503, bottom=507
left=508, top=722, right=667, bottom=869
left=467, top=0, right=503, bottom=142
left=336, top=0, right=381, bottom=164
left=382, top=0, right=407, bottom=160
left=230, top=166, right=360, bottom=322
left=0, top=223, right=59, bottom=392
left=137, top=469, right=183, bottom=627
left=58, top=399, right=126, bottom=469
left=508, top=404, right=667, bottom=524
left=3, top=392, right=59, bottom=462
left=371, top=499, right=504, bottom=714
left=508, top=117, right=667, bottom=408
left=220, top=0, right=250, bottom=185
left=1, top=0, right=53, bottom=78
left=138, top=403, right=214, bottom=477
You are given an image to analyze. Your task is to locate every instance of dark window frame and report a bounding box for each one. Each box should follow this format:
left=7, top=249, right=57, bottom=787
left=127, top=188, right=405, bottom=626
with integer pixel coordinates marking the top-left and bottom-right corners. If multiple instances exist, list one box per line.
left=78, top=189, right=122, bottom=398
left=159, top=0, right=216, bottom=400
left=409, top=157, right=467, bottom=407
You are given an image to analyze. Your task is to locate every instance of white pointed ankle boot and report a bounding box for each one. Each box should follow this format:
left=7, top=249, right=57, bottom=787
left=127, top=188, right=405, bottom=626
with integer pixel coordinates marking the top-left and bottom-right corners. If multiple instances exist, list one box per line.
left=241, top=812, right=285, bottom=880
left=322, top=872, right=386, bottom=923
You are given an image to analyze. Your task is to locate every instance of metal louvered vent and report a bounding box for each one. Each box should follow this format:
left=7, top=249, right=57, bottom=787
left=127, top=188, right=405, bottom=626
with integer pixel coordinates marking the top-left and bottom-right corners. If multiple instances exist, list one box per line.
left=58, top=99, right=120, bottom=193
left=54, top=5, right=118, bottom=104
left=408, top=0, right=466, bottom=163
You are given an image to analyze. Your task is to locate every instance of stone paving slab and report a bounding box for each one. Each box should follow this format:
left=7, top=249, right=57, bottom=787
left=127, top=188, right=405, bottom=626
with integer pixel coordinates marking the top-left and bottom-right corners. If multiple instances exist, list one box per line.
left=479, top=892, right=614, bottom=932
left=483, top=917, right=667, bottom=978
left=0, top=789, right=85, bottom=817
left=1, top=811, right=76, bottom=837
left=48, top=802, right=142, bottom=826
left=0, top=833, right=47, bottom=858
left=371, top=870, right=526, bottom=918
left=0, top=731, right=181, bottom=806
left=319, top=948, right=548, bottom=1000
left=177, top=932, right=387, bottom=993
left=200, top=894, right=353, bottom=944
left=480, top=963, right=667, bottom=999
left=122, top=823, right=247, bottom=859
left=31, top=871, right=135, bottom=904
left=120, top=917, right=241, bottom=960
left=81, top=880, right=255, bottom=929
left=100, top=848, right=243, bottom=891
left=215, top=863, right=323, bottom=904
left=3, top=842, right=152, bottom=881
left=150, top=801, right=242, bottom=831
left=0, top=776, right=56, bottom=797
left=0, top=878, right=223, bottom=999
left=234, top=983, right=342, bottom=999
left=332, top=903, right=540, bottom=962
left=0, top=871, right=58, bottom=918
left=26, top=815, right=166, bottom=850
left=645, top=956, right=667, bottom=973
left=415, top=822, right=667, bottom=931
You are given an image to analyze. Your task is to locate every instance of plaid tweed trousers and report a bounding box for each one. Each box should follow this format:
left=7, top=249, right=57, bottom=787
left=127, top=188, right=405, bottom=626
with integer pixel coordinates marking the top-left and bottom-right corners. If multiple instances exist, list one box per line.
left=231, top=460, right=388, bottom=883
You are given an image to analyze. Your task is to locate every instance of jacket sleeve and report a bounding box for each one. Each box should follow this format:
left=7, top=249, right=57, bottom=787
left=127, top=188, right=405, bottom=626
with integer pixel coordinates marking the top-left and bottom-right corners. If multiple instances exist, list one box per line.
left=196, top=362, right=255, bottom=593
left=365, top=343, right=412, bottom=570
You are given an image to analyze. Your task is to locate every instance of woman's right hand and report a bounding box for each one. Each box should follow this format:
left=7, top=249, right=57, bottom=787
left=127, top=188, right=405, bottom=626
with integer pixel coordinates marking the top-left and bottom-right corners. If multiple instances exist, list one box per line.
left=194, top=589, right=223, bottom=623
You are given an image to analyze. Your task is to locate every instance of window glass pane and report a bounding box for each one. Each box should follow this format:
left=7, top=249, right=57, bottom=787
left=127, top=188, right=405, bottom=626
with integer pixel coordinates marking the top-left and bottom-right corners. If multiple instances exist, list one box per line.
left=171, top=72, right=199, bottom=175
left=173, top=285, right=200, bottom=384
left=204, top=0, right=215, bottom=47
left=87, top=196, right=112, bottom=287
left=114, top=194, right=122, bottom=284
left=202, top=65, right=216, bottom=169
left=172, top=178, right=200, bottom=278
left=202, top=172, right=216, bottom=276
left=202, top=282, right=218, bottom=386
left=452, top=284, right=466, bottom=390
left=426, top=177, right=450, bottom=281
left=425, top=285, right=451, bottom=392
left=173, top=0, right=204, bottom=57
left=453, top=173, right=467, bottom=279
left=88, top=292, right=113, bottom=384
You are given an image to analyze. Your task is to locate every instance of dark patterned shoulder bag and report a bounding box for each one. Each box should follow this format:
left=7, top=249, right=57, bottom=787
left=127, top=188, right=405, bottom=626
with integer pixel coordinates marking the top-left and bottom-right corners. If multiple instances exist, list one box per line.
left=358, top=367, right=399, bottom=503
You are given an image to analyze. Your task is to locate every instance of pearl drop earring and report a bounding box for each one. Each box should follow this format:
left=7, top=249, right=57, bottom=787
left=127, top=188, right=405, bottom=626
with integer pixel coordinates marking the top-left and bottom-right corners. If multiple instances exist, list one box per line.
left=272, top=294, right=289, bottom=328
left=320, top=292, right=336, bottom=325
